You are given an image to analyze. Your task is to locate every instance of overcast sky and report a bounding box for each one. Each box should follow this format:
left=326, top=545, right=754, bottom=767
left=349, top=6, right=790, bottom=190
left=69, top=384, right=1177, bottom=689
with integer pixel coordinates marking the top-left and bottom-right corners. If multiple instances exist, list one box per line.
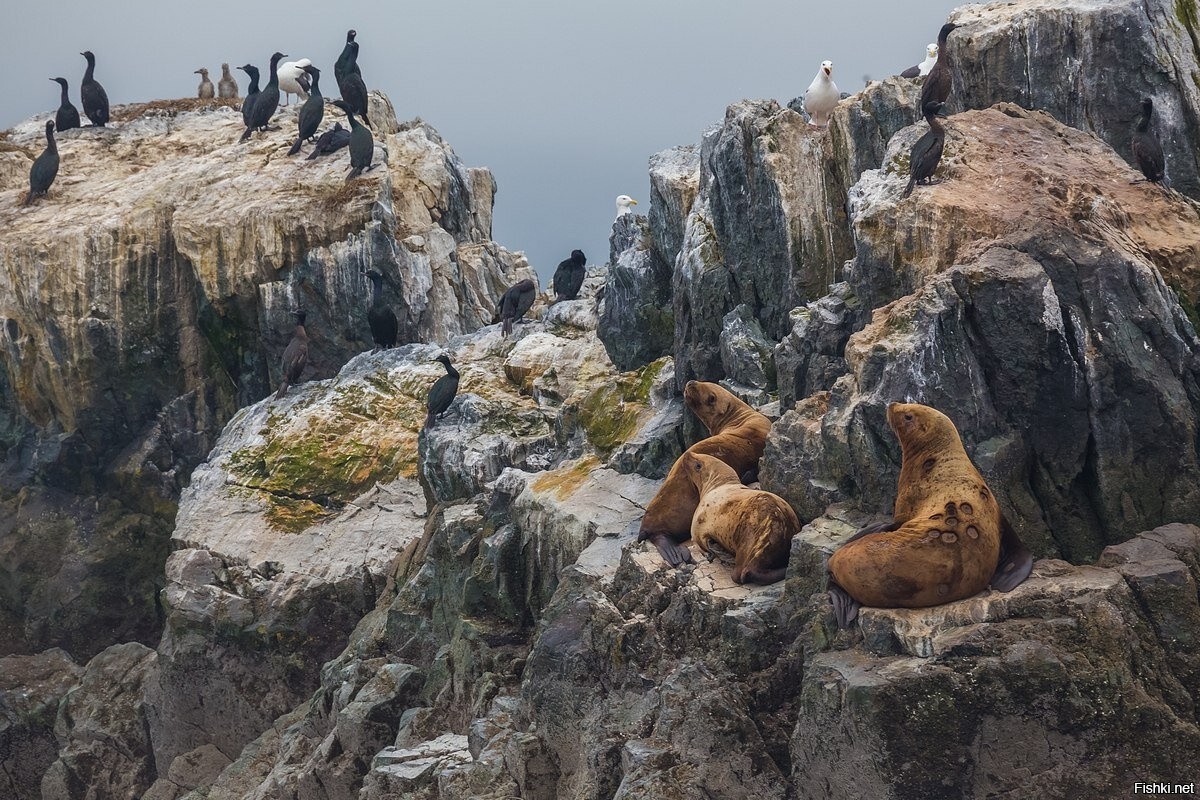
left=0, top=0, right=957, bottom=280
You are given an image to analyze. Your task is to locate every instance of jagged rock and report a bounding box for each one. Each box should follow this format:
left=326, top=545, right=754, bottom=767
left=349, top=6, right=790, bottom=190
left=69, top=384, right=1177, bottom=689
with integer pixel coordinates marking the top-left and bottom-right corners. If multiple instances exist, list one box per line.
left=647, top=145, right=701, bottom=272
left=719, top=304, right=777, bottom=391
left=40, top=642, right=158, bottom=800
left=363, top=734, right=472, bottom=798
left=950, top=0, right=1200, bottom=198
left=764, top=106, right=1200, bottom=561
left=606, top=357, right=686, bottom=480
left=672, top=79, right=922, bottom=387
left=598, top=214, right=674, bottom=371
left=0, top=649, right=81, bottom=800
left=774, top=282, right=858, bottom=410
left=0, top=95, right=529, bottom=661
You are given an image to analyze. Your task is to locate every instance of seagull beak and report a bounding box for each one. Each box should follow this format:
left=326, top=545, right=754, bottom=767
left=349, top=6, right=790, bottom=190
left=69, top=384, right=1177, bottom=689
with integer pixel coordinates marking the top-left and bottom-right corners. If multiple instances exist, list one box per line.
left=824, top=66, right=832, bottom=76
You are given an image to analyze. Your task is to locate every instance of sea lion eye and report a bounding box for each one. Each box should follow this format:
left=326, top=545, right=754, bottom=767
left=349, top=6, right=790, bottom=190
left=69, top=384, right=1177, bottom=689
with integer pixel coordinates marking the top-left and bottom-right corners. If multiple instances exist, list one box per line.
left=706, top=396, right=716, bottom=406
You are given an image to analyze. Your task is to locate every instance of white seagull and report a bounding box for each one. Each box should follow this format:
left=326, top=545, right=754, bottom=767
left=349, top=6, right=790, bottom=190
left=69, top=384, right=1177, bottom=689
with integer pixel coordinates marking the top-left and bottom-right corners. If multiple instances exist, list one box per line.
left=804, top=60, right=840, bottom=128
left=901, top=44, right=939, bottom=79
left=277, top=58, right=312, bottom=106
left=615, top=194, right=639, bottom=220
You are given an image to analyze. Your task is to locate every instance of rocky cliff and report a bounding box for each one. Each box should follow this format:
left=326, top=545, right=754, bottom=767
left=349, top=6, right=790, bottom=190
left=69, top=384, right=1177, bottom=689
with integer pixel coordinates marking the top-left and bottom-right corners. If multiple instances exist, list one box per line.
left=0, top=93, right=531, bottom=661
left=4, top=0, right=1200, bottom=798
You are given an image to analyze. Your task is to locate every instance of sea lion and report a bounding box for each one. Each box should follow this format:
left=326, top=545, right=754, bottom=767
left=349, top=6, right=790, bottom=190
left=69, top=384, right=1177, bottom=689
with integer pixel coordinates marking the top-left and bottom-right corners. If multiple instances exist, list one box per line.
left=638, top=381, right=772, bottom=566
left=684, top=453, right=799, bottom=584
left=827, top=402, right=1034, bottom=628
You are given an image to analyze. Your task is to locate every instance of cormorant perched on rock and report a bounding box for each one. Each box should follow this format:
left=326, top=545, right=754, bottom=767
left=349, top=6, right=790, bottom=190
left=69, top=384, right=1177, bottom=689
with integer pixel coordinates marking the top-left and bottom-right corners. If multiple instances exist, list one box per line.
left=334, top=30, right=362, bottom=87
left=903, top=102, right=947, bottom=198
left=242, top=52, right=286, bottom=141
left=49, top=78, right=80, bottom=132
left=1131, top=97, right=1168, bottom=188
left=496, top=279, right=536, bottom=335
left=900, top=44, right=938, bottom=79
left=218, top=63, right=239, bottom=99
left=195, top=68, right=215, bottom=99
left=615, top=195, right=638, bottom=220
left=364, top=269, right=398, bottom=348
left=919, top=24, right=958, bottom=114
left=277, top=58, right=312, bottom=105
left=553, top=250, right=587, bottom=302
left=425, top=355, right=459, bottom=427
left=331, top=99, right=375, bottom=179
left=804, top=60, right=839, bottom=127
left=305, top=122, right=350, bottom=160
left=275, top=310, right=309, bottom=399
left=24, top=121, right=59, bottom=206
left=288, top=65, right=325, bottom=156
left=238, top=64, right=260, bottom=132
left=79, top=51, right=109, bottom=127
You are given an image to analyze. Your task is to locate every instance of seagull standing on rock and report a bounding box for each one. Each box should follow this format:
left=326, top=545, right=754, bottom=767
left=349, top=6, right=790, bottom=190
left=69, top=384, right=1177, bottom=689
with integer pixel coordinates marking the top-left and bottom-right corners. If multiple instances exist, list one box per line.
left=195, top=68, right=215, bottom=99
left=277, top=58, right=312, bottom=106
left=804, top=60, right=839, bottom=127
left=615, top=195, right=638, bottom=221
left=901, top=44, right=938, bottom=79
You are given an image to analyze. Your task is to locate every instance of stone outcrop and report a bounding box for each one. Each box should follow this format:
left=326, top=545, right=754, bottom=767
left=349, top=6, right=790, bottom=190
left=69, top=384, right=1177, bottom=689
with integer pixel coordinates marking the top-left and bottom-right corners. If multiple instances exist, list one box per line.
left=0, top=95, right=529, bottom=660
left=0, top=649, right=81, bottom=799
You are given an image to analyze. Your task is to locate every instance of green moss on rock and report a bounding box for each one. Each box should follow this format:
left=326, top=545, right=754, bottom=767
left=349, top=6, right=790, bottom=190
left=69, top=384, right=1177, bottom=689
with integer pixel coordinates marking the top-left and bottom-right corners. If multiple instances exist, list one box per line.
left=578, top=359, right=667, bottom=455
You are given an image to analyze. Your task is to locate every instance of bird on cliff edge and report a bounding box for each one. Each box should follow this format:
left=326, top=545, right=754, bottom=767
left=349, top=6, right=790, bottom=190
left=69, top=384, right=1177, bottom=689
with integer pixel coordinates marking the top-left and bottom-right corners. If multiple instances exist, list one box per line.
left=903, top=102, right=947, bottom=198
left=25, top=121, right=59, bottom=206
left=288, top=65, right=325, bottom=156
left=305, top=122, right=351, bottom=160
left=1131, top=97, right=1169, bottom=189
left=238, top=64, right=261, bottom=133
left=277, top=58, right=312, bottom=106
left=553, top=250, right=587, bottom=302
left=242, top=52, right=287, bottom=141
left=900, top=44, right=939, bottom=79
left=336, top=36, right=371, bottom=128
left=495, top=279, right=537, bottom=336
left=615, top=195, right=638, bottom=221
left=218, top=63, right=239, bottom=99
left=919, top=24, right=958, bottom=114
left=195, top=68, right=215, bottom=99
left=80, top=51, right=110, bottom=127
left=330, top=99, right=375, bottom=179
left=363, top=269, right=398, bottom=349
left=275, top=310, right=309, bottom=399
left=425, top=355, right=460, bottom=427
left=804, top=60, right=839, bottom=127
left=49, top=78, right=81, bottom=132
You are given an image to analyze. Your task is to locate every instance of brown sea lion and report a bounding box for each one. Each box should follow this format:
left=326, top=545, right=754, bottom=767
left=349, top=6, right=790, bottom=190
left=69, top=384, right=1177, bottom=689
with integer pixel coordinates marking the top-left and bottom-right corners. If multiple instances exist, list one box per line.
left=638, top=381, right=772, bottom=567
left=828, top=402, right=1033, bottom=628
left=684, top=453, right=799, bottom=584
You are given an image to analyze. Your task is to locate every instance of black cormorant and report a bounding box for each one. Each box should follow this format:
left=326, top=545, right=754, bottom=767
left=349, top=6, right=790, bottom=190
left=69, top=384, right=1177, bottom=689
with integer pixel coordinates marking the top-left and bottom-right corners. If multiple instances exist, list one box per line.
left=195, top=68, right=215, bottom=99
left=80, top=51, right=109, bottom=127
left=238, top=64, right=261, bottom=135
left=552, top=250, right=587, bottom=301
left=305, top=122, right=351, bottom=160
left=331, top=99, right=374, bottom=179
left=336, top=36, right=370, bottom=128
left=275, top=310, right=309, bottom=399
left=218, top=63, right=239, bottom=99
left=24, top=121, right=59, bottom=206
left=425, top=355, right=460, bottom=427
left=364, top=270, right=398, bottom=348
left=49, top=78, right=81, bottom=132
left=243, top=52, right=286, bottom=141
left=497, top=279, right=536, bottom=335
left=919, top=24, right=957, bottom=115
left=903, top=102, right=947, bottom=198
left=288, top=65, right=325, bottom=156
left=1131, top=97, right=1168, bottom=187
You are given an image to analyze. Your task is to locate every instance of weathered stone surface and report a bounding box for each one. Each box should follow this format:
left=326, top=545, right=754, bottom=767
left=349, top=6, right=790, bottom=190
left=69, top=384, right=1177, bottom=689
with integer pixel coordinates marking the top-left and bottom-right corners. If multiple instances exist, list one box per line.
left=0, top=96, right=530, bottom=661
left=598, top=214, right=674, bottom=371
left=950, top=0, right=1200, bottom=198
left=765, top=107, right=1200, bottom=561
left=774, top=282, right=859, bottom=410
left=41, top=642, right=158, bottom=800
left=719, top=303, right=777, bottom=391
left=0, top=649, right=81, bottom=800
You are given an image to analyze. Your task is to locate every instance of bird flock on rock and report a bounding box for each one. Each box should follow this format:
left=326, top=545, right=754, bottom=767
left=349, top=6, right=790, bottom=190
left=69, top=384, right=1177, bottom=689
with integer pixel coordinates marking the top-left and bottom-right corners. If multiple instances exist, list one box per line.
left=16, top=19, right=1180, bottom=428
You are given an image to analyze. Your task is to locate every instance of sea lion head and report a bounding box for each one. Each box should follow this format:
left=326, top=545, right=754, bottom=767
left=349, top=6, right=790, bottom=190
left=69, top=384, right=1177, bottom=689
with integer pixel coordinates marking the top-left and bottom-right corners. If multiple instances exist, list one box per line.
left=680, top=452, right=739, bottom=492
left=683, top=381, right=741, bottom=431
left=887, top=402, right=961, bottom=456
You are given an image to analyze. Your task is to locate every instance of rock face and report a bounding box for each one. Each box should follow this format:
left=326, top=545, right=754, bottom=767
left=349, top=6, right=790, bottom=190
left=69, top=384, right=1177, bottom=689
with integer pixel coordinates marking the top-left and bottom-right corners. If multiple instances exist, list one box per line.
left=0, top=649, right=81, bottom=800
left=763, top=106, right=1200, bottom=562
left=949, top=0, right=1200, bottom=199
left=0, top=96, right=529, bottom=660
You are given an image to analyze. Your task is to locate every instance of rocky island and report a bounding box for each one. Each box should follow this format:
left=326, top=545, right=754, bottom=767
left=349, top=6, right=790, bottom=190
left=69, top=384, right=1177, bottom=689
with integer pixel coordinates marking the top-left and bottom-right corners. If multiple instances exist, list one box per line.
left=1, top=1, right=1199, bottom=798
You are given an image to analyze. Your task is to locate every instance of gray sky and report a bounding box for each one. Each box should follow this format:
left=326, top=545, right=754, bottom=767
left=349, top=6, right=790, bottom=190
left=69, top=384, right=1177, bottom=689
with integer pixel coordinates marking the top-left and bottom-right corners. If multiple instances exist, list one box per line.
left=1, top=0, right=957, bottom=281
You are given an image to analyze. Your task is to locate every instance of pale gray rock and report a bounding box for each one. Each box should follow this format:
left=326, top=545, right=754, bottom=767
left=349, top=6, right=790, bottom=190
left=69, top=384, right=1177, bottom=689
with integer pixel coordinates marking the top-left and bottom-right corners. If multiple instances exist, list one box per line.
left=719, top=303, right=776, bottom=391
left=598, top=214, right=674, bottom=371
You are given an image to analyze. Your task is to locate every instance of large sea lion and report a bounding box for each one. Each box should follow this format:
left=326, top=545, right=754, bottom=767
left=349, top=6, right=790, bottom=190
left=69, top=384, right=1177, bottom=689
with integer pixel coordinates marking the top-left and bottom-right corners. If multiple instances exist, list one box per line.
left=828, top=402, right=1033, bottom=628
left=684, top=453, right=799, bottom=584
left=638, top=381, right=772, bottom=566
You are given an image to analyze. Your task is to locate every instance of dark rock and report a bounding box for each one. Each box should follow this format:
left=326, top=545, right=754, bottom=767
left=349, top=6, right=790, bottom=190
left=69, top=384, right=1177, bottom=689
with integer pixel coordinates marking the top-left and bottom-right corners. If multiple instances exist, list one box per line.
left=0, top=649, right=81, bottom=800
left=598, top=215, right=674, bottom=371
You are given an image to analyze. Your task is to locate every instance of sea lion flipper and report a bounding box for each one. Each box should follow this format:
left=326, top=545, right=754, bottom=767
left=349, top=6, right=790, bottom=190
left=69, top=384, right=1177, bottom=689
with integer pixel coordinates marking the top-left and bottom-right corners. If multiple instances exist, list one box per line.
left=828, top=582, right=860, bottom=629
left=842, top=518, right=900, bottom=546
left=990, top=514, right=1034, bottom=592
left=647, top=534, right=695, bottom=567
